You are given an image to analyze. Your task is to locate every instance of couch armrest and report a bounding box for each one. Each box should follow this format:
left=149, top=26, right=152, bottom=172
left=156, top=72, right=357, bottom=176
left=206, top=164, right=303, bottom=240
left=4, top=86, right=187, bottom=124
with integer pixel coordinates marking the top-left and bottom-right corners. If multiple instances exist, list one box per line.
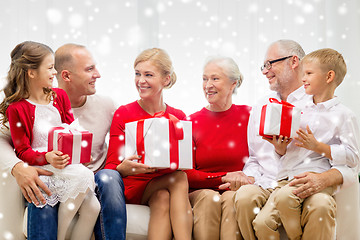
left=334, top=182, right=360, bottom=239
left=0, top=169, right=26, bottom=240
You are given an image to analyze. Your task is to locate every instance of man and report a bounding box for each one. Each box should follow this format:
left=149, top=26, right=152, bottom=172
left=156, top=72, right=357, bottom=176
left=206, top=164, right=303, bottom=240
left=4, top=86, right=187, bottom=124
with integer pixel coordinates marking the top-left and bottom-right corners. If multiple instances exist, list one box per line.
left=0, top=44, right=126, bottom=240
left=234, top=39, right=359, bottom=240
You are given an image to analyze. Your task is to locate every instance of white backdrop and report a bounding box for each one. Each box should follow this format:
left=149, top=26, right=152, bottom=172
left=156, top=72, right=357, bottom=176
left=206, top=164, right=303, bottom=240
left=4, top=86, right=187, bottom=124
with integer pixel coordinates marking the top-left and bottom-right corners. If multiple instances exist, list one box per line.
left=0, top=0, right=359, bottom=120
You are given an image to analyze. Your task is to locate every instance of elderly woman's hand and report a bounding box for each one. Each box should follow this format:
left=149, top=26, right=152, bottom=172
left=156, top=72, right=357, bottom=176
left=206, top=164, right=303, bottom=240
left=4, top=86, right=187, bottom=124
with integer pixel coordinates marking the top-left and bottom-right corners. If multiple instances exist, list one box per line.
left=116, top=155, right=156, bottom=177
left=219, top=171, right=255, bottom=191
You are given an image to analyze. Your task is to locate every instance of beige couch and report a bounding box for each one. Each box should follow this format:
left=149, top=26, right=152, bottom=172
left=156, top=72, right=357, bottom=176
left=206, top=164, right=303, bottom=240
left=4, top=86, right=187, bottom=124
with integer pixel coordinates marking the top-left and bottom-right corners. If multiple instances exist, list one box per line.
left=1, top=166, right=359, bottom=240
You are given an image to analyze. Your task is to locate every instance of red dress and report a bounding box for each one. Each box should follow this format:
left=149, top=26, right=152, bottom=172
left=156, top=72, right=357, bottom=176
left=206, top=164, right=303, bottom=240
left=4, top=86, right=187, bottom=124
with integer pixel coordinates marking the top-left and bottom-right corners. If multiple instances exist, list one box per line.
left=185, top=104, right=251, bottom=192
left=105, top=101, right=186, bottom=204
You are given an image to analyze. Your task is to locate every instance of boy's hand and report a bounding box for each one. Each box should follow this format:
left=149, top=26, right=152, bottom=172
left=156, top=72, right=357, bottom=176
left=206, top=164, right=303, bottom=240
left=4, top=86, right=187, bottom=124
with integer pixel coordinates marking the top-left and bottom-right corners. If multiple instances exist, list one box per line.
left=295, top=125, right=319, bottom=151
left=45, top=151, right=70, bottom=169
left=263, top=135, right=292, bottom=156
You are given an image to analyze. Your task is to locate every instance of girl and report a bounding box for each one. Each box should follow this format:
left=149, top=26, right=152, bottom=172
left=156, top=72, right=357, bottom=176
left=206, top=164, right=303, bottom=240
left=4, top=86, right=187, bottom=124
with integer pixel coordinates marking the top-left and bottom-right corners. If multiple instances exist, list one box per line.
left=0, top=41, right=99, bottom=240
left=101, top=48, right=192, bottom=240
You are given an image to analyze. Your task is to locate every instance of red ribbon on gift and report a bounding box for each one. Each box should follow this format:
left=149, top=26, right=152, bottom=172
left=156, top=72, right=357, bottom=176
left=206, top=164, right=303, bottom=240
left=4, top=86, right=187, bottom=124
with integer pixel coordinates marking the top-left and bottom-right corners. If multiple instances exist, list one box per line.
left=259, top=98, right=294, bottom=138
left=136, top=111, right=184, bottom=169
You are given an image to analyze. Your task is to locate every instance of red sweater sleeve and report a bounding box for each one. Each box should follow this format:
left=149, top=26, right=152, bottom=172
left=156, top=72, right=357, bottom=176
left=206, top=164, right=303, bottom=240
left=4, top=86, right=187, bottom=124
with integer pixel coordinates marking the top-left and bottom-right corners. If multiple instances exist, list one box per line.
left=53, top=88, right=74, bottom=124
left=105, top=107, right=126, bottom=170
left=185, top=170, right=227, bottom=189
left=6, top=103, right=47, bottom=165
left=185, top=140, right=227, bottom=189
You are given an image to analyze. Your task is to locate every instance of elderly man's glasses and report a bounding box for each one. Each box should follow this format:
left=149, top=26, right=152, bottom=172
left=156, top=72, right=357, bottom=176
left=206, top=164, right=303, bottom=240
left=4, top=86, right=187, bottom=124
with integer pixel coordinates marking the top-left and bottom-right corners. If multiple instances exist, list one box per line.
left=260, top=56, right=293, bottom=71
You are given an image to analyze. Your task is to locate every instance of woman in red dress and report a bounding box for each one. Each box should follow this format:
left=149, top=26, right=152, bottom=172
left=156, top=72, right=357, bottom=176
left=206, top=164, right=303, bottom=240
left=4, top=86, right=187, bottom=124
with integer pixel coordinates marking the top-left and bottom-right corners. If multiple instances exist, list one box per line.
left=105, top=48, right=192, bottom=240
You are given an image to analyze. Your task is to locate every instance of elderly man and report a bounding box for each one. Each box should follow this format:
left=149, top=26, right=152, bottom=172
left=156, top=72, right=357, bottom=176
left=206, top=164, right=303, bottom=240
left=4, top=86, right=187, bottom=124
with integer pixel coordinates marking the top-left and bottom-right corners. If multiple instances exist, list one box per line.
left=234, top=39, right=359, bottom=240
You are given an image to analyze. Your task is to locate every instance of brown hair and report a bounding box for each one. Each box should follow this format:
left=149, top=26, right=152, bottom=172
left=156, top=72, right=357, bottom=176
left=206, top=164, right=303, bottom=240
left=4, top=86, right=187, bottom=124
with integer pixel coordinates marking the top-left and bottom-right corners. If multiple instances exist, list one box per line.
left=302, top=48, right=347, bottom=86
left=134, top=48, right=176, bottom=89
left=0, top=41, right=54, bottom=127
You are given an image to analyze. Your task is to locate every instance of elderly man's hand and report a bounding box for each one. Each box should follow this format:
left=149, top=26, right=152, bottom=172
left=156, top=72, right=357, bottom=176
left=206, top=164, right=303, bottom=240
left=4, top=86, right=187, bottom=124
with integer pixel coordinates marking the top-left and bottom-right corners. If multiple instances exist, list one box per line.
left=12, top=162, right=53, bottom=205
left=289, top=172, right=328, bottom=198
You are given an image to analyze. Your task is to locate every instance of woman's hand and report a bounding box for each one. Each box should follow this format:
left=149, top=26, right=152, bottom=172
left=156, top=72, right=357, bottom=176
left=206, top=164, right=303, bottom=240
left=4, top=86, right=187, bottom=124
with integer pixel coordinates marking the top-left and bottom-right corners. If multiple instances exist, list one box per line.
left=45, top=151, right=70, bottom=169
left=116, top=155, right=156, bottom=177
left=263, top=135, right=292, bottom=156
left=219, top=171, right=254, bottom=191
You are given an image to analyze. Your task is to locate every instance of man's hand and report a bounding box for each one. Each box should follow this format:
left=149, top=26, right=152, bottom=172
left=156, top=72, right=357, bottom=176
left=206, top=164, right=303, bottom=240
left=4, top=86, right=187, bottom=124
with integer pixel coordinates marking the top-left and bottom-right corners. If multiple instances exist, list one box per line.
left=290, top=169, right=343, bottom=198
left=290, top=172, right=328, bottom=198
left=219, top=171, right=255, bottom=191
left=116, top=155, right=156, bottom=177
left=11, top=162, right=53, bottom=205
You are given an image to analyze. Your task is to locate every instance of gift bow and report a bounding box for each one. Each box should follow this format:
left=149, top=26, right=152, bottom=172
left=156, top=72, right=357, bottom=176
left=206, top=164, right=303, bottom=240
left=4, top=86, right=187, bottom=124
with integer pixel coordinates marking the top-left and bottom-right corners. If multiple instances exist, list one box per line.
left=52, top=119, right=87, bottom=164
left=268, top=98, right=294, bottom=107
left=136, top=111, right=184, bottom=169
left=58, top=118, right=83, bottom=133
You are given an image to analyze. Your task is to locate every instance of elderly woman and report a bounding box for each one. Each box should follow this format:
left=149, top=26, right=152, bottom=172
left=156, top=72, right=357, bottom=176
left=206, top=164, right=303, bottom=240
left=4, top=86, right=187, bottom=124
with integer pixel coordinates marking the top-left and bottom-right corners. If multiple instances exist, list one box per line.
left=185, top=57, right=253, bottom=240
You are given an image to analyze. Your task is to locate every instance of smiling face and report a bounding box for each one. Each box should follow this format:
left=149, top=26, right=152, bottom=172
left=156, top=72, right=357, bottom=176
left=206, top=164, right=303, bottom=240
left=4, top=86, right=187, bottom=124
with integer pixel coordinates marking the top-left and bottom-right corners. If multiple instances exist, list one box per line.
left=302, top=60, right=329, bottom=96
left=202, top=62, right=236, bottom=111
left=134, top=60, right=170, bottom=100
left=262, top=44, right=293, bottom=93
left=32, top=53, right=57, bottom=89
left=68, top=48, right=101, bottom=96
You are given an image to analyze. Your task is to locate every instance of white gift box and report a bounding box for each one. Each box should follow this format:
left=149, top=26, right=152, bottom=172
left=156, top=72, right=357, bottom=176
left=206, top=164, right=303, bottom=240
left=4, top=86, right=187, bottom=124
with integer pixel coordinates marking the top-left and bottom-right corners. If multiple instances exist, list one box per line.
left=259, top=100, right=301, bottom=138
left=125, top=117, right=193, bottom=170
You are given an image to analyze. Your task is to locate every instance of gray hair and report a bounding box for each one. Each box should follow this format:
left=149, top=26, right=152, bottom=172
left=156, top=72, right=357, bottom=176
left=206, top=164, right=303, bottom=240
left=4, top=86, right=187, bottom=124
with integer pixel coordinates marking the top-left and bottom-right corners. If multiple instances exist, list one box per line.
left=204, top=56, right=243, bottom=94
left=273, top=39, right=305, bottom=59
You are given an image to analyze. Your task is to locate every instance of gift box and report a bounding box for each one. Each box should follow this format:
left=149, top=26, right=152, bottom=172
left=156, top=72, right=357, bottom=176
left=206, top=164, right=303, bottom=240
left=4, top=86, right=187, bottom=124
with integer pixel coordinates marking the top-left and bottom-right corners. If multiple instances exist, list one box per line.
left=125, top=112, right=192, bottom=170
left=259, top=98, right=301, bottom=138
left=48, top=120, right=93, bottom=164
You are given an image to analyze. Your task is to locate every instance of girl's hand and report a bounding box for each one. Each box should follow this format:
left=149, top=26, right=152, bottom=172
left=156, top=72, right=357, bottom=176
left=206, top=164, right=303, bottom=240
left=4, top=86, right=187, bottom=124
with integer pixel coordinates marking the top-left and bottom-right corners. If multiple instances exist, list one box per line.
left=116, top=155, right=156, bottom=177
left=45, top=151, right=69, bottom=169
left=263, top=135, right=292, bottom=156
left=294, top=126, right=319, bottom=151
left=219, top=171, right=255, bottom=191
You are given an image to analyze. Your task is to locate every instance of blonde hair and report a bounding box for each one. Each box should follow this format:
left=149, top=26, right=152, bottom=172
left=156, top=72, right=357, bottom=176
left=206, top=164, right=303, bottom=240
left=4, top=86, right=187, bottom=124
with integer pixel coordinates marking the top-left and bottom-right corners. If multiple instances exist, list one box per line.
left=302, top=48, right=347, bottom=86
left=0, top=41, right=54, bottom=127
left=204, top=56, right=243, bottom=94
left=134, top=48, right=176, bottom=89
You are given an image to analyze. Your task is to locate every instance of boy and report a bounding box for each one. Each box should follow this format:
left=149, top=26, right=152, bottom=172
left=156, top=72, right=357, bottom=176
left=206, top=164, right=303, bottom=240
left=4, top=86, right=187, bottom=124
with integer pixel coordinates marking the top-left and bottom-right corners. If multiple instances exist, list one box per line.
left=263, top=48, right=360, bottom=240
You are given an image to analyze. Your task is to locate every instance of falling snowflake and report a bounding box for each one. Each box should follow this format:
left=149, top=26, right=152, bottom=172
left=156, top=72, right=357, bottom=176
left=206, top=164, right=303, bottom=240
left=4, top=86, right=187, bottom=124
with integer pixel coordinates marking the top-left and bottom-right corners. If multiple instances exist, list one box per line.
left=3, top=231, right=14, bottom=240
left=68, top=13, right=84, bottom=28
left=170, top=162, right=177, bottom=170
left=338, top=4, right=347, bottom=15
left=81, top=140, right=88, bottom=148
left=67, top=203, right=75, bottom=210
left=152, top=149, right=161, bottom=157
left=213, top=195, right=220, bottom=202
left=144, top=8, right=154, bottom=17
left=46, top=8, right=62, bottom=24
